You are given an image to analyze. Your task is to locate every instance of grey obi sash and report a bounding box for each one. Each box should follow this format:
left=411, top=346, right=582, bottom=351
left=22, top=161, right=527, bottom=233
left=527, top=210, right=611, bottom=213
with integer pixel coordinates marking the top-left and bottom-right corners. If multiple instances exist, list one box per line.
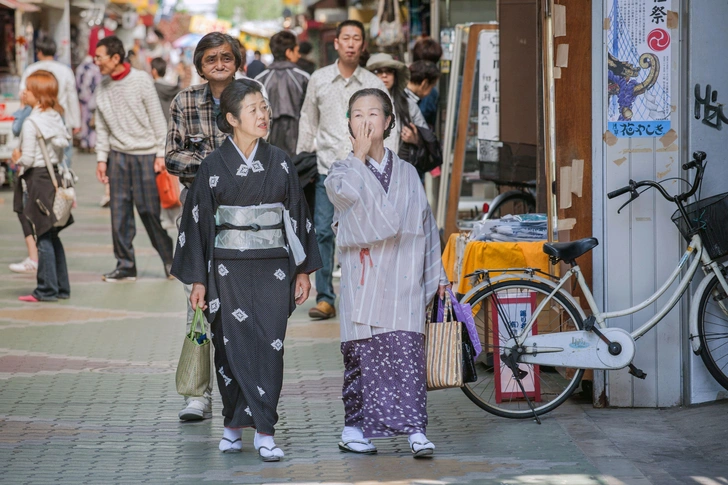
left=214, top=203, right=306, bottom=266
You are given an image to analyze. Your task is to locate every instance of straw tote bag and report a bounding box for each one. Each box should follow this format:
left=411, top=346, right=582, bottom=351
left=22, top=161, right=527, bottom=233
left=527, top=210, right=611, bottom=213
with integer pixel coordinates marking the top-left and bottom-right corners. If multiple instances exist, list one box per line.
left=425, top=291, right=464, bottom=391
left=176, top=307, right=211, bottom=397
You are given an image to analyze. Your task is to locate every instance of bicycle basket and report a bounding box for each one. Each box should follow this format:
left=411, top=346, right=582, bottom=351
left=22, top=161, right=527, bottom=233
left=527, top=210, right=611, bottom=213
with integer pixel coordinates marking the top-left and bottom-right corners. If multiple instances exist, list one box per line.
left=671, top=192, right=728, bottom=260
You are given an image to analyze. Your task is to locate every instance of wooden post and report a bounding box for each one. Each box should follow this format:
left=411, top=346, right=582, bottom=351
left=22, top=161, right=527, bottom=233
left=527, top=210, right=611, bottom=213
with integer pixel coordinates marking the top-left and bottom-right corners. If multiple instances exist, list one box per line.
left=554, top=0, right=593, bottom=289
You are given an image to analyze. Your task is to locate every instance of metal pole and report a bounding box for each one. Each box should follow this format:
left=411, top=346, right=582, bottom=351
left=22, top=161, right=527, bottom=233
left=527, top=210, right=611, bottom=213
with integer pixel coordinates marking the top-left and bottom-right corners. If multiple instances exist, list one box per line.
left=431, top=0, right=440, bottom=38
left=436, top=24, right=465, bottom=228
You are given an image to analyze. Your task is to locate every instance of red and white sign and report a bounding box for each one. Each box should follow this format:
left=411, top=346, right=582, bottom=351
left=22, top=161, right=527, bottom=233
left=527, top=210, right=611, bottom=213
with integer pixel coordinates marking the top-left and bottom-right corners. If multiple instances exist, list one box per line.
left=492, top=292, right=541, bottom=403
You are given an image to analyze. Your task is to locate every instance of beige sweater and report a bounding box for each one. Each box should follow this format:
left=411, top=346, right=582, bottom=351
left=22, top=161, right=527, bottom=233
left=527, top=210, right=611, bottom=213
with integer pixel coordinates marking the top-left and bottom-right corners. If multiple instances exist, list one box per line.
left=95, top=68, right=167, bottom=162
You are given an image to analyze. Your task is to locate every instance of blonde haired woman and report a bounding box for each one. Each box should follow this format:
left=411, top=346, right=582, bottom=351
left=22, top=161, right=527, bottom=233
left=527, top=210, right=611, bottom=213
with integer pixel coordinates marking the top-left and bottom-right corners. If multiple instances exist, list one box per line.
left=12, top=70, right=72, bottom=302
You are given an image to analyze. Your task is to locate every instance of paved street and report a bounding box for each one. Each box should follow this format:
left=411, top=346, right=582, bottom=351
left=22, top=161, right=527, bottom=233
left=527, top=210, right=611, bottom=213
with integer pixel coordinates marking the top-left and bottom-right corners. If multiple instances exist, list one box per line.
left=0, top=150, right=727, bottom=485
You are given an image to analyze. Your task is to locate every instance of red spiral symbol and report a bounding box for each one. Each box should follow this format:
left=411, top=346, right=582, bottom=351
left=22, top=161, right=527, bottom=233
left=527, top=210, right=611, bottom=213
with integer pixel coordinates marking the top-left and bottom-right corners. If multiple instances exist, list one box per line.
left=647, top=29, right=670, bottom=51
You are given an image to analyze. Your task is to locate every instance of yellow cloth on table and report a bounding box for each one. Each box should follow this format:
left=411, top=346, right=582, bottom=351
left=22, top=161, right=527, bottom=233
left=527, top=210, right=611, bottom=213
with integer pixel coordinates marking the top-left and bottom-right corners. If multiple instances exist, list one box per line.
left=442, top=235, right=552, bottom=294
left=442, top=233, right=460, bottom=282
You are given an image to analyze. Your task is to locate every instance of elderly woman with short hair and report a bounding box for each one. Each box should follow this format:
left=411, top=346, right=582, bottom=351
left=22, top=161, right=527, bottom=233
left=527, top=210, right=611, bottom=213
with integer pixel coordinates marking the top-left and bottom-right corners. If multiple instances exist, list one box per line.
left=325, top=88, right=449, bottom=458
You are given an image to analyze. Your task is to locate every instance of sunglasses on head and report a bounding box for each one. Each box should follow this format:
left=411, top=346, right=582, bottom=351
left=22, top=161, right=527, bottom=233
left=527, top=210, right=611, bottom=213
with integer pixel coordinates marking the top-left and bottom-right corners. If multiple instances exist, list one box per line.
left=373, top=68, right=395, bottom=75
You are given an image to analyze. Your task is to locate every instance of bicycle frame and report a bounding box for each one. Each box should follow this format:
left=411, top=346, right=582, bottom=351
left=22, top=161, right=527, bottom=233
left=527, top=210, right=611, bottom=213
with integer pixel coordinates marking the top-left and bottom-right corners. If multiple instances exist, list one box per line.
left=509, top=233, right=728, bottom=350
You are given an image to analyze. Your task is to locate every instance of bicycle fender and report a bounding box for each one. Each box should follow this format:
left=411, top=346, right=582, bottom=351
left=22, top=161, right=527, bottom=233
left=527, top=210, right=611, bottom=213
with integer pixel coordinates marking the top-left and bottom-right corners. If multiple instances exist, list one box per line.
left=688, top=273, right=714, bottom=355
left=518, top=328, right=635, bottom=370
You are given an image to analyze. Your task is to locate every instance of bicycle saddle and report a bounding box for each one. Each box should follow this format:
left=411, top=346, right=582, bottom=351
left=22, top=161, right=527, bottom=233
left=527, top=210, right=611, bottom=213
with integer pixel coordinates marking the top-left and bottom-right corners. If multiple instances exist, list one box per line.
left=543, top=237, right=599, bottom=264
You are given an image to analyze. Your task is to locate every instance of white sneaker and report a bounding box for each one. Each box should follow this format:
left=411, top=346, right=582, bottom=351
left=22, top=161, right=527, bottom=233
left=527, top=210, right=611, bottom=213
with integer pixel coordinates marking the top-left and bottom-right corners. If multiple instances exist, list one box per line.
left=9, top=257, right=38, bottom=274
left=179, top=399, right=212, bottom=421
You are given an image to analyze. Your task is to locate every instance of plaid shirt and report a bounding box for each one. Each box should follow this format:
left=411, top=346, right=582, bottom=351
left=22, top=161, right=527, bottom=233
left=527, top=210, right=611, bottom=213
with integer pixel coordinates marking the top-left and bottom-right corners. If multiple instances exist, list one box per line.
left=164, top=83, right=227, bottom=187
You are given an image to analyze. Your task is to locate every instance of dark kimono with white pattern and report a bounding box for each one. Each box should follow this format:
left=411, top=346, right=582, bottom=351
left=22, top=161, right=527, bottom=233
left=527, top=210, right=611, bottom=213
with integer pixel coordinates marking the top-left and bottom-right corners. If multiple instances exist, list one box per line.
left=171, top=138, right=322, bottom=434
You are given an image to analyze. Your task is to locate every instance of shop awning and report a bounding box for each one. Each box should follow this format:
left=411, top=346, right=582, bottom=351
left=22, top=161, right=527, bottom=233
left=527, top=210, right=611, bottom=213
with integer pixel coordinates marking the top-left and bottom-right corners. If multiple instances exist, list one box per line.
left=0, top=0, right=40, bottom=11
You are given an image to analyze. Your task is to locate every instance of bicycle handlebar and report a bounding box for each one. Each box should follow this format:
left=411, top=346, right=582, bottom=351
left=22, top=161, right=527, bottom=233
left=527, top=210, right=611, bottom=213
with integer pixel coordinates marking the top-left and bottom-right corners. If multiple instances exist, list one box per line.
left=607, top=151, right=707, bottom=205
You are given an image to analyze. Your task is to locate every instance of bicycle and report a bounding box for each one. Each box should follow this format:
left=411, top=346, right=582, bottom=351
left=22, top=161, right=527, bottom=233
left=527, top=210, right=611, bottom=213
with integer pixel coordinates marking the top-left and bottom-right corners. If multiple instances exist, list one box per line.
left=457, top=151, right=728, bottom=423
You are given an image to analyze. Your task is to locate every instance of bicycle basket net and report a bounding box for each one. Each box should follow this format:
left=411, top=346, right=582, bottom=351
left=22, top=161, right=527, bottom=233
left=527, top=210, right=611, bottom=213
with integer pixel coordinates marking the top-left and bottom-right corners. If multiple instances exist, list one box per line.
left=671, top=192, right=728, bottom=260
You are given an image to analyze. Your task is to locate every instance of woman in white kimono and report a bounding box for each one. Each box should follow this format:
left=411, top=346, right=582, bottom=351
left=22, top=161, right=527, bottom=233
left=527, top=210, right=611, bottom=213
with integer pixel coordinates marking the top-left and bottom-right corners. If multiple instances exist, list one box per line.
left=325, top=88, right=449, bottom=458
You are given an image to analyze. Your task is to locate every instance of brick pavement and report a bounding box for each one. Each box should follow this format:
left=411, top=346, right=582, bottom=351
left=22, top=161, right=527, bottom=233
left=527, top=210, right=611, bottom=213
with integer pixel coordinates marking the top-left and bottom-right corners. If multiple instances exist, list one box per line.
left=0, top=151, right=726, bottom=485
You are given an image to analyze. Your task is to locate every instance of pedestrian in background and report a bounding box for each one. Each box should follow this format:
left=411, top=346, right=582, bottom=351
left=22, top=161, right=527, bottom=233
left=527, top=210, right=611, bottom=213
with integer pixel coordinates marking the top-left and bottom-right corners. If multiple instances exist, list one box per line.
left=12, top=70, right=73, bottom=302
left=171, top=79, right=321, bottom=460
left=255, top=31, right=310, bottom=158
left=165, top=31, right=242, bottom=422
left=151, top=57, right=181, bottom=123
left=366, top=53, right=427, bottom=157
left=405, top=61, right=440, bottom=109
left=93, top=36, right=173, bottom=282
left=246, top=50, right=266, bottom=79
left=19, top=37, right=81, bottom=168
left=296, top=19, right=394, bottom=321
left=411, top=38, right=443, bottom=128
left=296, top=41, right=316, bottom=75
left=8, top=90, right=38, bottom=275
left=75, top=55, right=102, bottom=154
left=326, top=88, right=448, bottom=457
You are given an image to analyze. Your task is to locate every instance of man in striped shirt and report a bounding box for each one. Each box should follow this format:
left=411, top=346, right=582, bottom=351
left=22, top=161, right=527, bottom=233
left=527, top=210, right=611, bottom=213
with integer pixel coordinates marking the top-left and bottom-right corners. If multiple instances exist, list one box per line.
left=93, top=36, right=173, bottom=283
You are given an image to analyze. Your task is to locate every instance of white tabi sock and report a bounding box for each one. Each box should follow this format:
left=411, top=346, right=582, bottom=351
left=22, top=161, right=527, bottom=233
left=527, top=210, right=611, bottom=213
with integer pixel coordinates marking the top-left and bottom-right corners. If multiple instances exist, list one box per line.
left=254, top=431, right=284, bottom=458
left=341, top=426, right=376, bottom=452
left=219, top=427, right=243, bottom=452
left=408, top=432, right=435, bottom=452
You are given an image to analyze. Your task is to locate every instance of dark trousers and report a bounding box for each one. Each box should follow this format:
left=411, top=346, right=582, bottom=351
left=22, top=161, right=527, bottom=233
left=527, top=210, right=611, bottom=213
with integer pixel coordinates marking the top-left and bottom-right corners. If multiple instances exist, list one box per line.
left=313, top=173, right=335, bottom=305
left=107, top=150, right=174, bottom=270
left=33, top=228, right=70, bottom=301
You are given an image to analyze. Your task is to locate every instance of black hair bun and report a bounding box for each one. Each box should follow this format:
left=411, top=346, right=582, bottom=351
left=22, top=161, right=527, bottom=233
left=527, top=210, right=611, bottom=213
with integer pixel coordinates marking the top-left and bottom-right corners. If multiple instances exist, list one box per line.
left=216, top=112, right=233, bottom=134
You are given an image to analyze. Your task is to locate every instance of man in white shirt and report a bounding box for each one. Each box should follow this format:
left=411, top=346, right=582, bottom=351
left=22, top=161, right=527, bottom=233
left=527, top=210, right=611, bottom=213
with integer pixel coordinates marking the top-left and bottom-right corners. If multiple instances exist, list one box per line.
left=296, top=20, right=394, bottom=321
left=19, top=37, right=81, bottom=166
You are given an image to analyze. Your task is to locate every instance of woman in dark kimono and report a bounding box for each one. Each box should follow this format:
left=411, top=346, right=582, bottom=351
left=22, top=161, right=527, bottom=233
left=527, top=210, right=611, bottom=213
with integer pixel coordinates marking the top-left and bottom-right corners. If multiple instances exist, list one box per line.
left=171, top=79, right=322, bottom=461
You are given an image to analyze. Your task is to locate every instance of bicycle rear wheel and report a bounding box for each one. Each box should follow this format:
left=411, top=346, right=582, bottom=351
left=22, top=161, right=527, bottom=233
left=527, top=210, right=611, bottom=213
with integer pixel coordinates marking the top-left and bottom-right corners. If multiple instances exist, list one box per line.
left=696, top=273, right=728, bottom=390
left=460, top=279, right=585, bottom=418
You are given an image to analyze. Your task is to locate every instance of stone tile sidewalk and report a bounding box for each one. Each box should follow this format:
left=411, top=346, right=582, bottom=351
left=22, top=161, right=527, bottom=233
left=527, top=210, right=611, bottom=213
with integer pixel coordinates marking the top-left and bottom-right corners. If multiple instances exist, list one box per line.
left=0, top=151, right=726, bottom=485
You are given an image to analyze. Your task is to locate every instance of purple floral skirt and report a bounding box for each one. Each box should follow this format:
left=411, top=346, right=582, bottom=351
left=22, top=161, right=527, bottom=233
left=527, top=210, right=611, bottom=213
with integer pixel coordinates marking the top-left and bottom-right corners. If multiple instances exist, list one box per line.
left=341, top=330, right=428, bottom=438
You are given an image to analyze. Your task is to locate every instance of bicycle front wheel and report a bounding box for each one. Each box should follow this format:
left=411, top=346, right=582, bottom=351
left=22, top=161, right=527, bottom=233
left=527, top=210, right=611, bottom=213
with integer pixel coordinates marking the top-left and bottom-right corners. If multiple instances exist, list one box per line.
left=461, top=279, right=585, bottom=419
left=697, top=273, right=728, bottom=390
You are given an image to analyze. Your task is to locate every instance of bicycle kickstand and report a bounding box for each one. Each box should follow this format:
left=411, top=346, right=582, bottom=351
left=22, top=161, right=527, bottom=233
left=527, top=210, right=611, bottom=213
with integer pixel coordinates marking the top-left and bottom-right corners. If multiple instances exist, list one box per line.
left=502, top=352, right=542, bottom=425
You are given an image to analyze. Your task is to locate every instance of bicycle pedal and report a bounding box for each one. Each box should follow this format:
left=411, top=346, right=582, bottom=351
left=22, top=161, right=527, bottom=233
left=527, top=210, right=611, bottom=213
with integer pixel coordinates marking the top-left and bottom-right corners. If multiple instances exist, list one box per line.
left=628, top=364, right=647, bottom=379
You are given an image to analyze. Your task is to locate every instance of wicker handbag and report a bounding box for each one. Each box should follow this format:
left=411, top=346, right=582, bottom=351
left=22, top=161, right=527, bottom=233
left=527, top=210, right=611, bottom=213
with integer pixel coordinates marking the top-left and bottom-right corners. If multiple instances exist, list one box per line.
left=425, top=292, right=463, bottom=391
left=176, top=307, right=211, bottom=397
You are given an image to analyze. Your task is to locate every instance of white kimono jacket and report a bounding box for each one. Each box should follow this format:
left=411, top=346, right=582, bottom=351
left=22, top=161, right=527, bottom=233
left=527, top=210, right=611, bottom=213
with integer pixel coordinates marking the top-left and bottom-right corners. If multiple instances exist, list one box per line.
left=325, top=150, right=449, bottom=342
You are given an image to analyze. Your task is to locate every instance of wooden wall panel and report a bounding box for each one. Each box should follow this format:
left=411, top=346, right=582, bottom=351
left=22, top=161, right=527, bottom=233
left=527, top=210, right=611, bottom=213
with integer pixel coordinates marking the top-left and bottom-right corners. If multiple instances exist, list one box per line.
left=554, top=0, right=593, bottom=289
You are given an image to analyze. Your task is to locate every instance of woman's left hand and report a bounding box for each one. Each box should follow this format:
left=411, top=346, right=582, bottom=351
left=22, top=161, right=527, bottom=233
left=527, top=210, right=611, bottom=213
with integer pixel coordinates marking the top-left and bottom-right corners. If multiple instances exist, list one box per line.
left=438, top=283, right=451, bottom=299
left=295, top=273, right=312, bottom=305
left=11, top=148, right=21, bottom=163
left=401, top=123, right=419, bottom=145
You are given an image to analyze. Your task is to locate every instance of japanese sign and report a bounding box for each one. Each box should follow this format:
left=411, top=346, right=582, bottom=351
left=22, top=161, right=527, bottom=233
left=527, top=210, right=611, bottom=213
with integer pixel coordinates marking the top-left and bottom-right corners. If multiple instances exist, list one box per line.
left=607, top=0, right=672, bottom=138
left=492, top=292, right=541, bottom=403
left=477, top=30, right=499, bottom=141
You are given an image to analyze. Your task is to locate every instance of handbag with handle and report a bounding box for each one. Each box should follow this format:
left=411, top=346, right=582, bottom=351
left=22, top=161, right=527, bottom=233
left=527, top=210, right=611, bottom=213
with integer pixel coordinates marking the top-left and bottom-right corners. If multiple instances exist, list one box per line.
left=426, top=291, right=463, bottom=390
left=156, top=167, right=181, bottom=209
left=374, top=0, right=404, bottom=47
left=176, top=307, right=211, bottom=397
left=28, top=119, right=75, bottom=227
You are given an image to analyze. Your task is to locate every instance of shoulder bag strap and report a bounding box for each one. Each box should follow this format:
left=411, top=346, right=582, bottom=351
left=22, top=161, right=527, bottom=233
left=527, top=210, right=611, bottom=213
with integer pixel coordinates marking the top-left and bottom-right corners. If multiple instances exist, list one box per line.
left=26, top=119, right=59, bottom=191
left=376, top=0, right=386, bottom=22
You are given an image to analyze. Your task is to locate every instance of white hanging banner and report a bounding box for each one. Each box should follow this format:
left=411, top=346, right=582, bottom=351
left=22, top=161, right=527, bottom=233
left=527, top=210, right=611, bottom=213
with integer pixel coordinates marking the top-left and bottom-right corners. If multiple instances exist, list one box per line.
left=477, top=30, right=500, bottom=141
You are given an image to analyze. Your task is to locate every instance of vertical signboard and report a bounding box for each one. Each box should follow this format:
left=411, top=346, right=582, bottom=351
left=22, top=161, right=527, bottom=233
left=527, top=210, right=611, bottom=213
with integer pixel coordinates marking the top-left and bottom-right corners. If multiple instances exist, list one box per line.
left=492, top=292, right=541, bottom=403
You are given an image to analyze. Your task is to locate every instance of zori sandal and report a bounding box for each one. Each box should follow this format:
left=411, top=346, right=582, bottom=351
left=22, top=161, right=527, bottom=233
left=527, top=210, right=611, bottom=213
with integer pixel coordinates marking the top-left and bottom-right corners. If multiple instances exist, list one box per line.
left=410, top=440, right=435, bottom=458
left=257, top=446, right=283, bottom=462
left=338, top=439, right=378, bottom=454
left=219, top=437, right=242, bottom=453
